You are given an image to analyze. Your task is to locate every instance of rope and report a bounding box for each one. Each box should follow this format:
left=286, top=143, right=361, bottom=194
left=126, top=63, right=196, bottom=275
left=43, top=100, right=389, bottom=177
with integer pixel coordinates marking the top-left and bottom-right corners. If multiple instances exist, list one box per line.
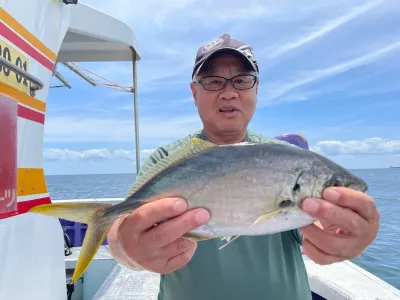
left=69, top=62, right=133, bottom=93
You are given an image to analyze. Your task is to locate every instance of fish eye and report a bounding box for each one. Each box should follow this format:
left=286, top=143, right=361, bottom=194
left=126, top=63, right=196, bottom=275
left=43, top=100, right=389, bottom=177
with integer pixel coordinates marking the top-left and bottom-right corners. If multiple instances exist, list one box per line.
left=279, top=200, right=295, bottom=208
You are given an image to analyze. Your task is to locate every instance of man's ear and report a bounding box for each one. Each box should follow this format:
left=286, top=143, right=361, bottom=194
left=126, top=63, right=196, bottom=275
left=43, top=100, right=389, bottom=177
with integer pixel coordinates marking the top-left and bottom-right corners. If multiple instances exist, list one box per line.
left=190, top=82, right=198, bottom=106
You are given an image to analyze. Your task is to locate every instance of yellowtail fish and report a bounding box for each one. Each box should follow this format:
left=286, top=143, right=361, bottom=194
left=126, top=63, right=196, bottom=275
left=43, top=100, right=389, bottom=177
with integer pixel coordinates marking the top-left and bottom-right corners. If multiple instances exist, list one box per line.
left=29, top=137, right=368, bottom=284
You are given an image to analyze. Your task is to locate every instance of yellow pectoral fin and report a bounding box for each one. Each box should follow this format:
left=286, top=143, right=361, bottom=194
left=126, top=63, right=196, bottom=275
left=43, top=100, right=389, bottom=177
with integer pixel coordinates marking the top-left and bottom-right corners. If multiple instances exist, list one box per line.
left=250, top=208, right=282, bottom=228
left=183, top=232, right=214, bottom=242
left=218, top=208, right=283, bottom=251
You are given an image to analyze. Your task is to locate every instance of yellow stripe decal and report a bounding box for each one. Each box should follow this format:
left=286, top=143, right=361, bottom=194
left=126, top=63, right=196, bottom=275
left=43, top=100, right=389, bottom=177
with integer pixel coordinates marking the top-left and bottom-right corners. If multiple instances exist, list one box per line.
left=17, top=168, right=48, bottom=197
left=0, top=82, right=46, bottom=112
left=0, top=8, right=57, bottom=62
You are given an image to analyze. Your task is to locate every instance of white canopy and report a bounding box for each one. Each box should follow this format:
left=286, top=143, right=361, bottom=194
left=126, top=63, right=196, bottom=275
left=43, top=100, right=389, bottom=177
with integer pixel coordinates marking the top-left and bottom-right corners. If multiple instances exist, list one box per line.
left=58, top=2, right=141, bottom=62
left=56, top=2, right=142, bottom=172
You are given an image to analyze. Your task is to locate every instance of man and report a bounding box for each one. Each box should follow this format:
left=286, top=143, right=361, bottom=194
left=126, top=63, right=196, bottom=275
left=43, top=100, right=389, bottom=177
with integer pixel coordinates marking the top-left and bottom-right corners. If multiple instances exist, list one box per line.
left=107, top=34, right=380, bottom=299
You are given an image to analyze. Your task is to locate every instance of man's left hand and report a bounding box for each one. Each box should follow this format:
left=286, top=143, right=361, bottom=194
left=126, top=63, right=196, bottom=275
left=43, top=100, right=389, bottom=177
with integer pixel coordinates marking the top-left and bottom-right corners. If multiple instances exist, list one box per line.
left=299, top=187, right=380, bottom=265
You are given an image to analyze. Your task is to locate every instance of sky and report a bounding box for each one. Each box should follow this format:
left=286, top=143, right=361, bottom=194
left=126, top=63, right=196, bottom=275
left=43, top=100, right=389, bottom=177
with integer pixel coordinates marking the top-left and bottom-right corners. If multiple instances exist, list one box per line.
left=43, top=0, right=400, bottom=175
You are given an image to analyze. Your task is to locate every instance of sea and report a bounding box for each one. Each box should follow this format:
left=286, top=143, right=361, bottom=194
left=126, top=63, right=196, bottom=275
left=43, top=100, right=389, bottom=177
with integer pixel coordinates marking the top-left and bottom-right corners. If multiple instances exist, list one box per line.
left=46, top=168, right=400, bottom=290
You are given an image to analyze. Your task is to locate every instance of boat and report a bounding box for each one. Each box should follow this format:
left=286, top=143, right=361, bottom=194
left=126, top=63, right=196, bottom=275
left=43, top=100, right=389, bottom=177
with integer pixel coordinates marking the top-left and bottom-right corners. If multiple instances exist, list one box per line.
left=1, top=1, right=400, bottom=299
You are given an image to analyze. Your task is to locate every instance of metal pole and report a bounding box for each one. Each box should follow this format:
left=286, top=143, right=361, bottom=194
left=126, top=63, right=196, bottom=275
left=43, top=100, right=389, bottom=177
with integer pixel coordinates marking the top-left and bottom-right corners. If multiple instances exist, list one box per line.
left=62, top=62, right=96, bottom=86
left=131, top=48, right=140, bottom=174
left=0, top=56, right=43, bottom=90
left=53, top=70, right=72, bottom=89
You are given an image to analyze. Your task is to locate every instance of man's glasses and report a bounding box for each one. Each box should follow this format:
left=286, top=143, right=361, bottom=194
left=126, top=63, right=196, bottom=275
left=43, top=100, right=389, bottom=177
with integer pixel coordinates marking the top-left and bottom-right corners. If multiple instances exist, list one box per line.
left=193, top=74, right=258, bottom=91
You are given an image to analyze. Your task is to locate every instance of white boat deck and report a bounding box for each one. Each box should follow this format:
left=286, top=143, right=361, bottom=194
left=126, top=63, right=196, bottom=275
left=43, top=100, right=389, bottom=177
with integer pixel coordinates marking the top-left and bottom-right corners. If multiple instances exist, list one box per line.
left=93, top=265, right=161, bottom=300
left=304, top=255, right=400, bottom=300
left=65, top=246, right=160, bottom=300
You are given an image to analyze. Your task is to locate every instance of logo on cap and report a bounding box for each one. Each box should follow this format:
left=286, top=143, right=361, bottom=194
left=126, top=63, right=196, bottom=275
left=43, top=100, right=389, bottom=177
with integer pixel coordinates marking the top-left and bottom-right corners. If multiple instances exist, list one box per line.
left=237, top=45, right=256, bottom=61
left=201, top=37, right=224, bottom=53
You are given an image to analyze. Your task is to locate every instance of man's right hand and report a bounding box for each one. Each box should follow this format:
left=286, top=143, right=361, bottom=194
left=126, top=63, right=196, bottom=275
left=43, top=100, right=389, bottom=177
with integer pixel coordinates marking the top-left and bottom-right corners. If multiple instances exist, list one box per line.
left=107, top=196, right=211, bottom=274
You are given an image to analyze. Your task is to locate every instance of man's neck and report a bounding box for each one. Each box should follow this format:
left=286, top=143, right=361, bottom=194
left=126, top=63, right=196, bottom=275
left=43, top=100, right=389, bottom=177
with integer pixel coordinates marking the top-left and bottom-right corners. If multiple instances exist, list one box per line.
left=201, top=128, right=248, bottom=145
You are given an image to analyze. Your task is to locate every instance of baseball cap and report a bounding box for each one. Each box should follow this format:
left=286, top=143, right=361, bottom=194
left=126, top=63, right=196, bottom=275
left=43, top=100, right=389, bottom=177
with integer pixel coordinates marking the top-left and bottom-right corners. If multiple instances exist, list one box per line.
left=192, top=33, right=259, bottom=79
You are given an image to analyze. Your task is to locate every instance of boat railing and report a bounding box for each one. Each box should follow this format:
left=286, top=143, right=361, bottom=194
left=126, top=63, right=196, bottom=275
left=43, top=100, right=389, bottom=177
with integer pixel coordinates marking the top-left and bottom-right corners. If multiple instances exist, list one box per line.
left=55, top=198, right=124, bottom=204
left=0, top=56, right=44, bottom=96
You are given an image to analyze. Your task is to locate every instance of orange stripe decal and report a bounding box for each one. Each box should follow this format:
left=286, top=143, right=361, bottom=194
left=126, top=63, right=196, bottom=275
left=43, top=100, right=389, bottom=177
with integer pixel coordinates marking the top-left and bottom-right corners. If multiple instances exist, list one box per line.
left=0, top=82, right=46, bottom=112
left=0, top=8, right=57, bottom=63
left=17, top=168, right=48, bottom=197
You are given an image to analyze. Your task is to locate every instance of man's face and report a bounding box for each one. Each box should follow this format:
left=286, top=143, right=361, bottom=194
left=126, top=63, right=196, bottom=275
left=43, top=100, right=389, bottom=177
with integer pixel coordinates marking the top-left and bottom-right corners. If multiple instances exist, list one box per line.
left=190, top=53, right=258, bottom=139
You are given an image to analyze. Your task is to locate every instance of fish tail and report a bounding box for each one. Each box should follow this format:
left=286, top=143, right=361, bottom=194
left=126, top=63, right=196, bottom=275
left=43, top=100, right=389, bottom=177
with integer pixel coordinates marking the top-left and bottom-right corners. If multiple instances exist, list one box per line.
left=29, top=202, right=113, bottom=284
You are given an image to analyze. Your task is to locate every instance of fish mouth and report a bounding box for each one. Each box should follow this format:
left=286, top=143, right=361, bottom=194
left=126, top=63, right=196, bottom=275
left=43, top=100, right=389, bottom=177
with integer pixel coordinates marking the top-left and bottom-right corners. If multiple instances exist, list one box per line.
left=324, top=175, right=369, bottom=193
left=358, top=177, right=369, bottom=192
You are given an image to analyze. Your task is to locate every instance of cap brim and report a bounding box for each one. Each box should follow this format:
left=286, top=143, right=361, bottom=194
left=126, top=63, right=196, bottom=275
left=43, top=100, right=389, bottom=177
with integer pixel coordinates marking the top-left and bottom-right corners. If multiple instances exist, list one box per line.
left=192, top=48, right=257, bottom=78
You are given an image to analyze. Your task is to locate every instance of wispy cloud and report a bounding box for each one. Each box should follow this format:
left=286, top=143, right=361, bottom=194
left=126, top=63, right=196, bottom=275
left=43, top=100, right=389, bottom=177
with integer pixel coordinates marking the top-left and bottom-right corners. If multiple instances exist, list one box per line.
left=43, top=114, right=202, bottom=143
left=83, top=1, right=383, bottom=96
left=266, top=0, right=388, bottom=59
left=84, top=0, right=297, bottom=28
left=259, top=40, right=400, bottom=106
left=311, top=137, right=400, bottom=155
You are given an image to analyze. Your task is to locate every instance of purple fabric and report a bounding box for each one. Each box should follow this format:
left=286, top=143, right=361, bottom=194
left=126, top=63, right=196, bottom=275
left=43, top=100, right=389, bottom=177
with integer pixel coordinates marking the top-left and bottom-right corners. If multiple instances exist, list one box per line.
left=60, top=218, right=108, bottom=247
left=274, top=133, right=309, bottom=150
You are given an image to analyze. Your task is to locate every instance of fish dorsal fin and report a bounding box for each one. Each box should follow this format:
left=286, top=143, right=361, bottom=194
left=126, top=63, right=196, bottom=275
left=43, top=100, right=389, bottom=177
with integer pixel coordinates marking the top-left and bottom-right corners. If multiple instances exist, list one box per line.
left=127, top=137, right=218, bottom=197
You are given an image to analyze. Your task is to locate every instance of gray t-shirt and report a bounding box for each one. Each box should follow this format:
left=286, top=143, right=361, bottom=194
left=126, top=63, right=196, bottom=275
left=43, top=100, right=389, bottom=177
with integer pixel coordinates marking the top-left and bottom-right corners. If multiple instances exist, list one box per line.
left=136, top=129, right=312, bottom=300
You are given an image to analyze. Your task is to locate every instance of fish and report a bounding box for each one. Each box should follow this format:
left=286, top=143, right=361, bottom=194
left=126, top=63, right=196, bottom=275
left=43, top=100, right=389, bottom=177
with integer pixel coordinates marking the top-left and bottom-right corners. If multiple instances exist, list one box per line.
left=29, top=137, right=368, bottom=284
